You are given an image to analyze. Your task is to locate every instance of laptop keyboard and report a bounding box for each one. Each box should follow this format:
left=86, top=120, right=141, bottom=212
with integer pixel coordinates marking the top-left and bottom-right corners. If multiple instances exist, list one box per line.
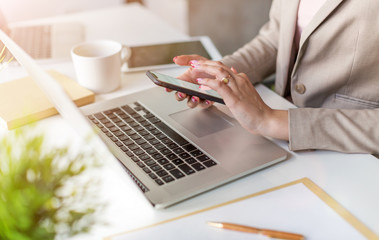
left=87, top=102, right=217, bottom=189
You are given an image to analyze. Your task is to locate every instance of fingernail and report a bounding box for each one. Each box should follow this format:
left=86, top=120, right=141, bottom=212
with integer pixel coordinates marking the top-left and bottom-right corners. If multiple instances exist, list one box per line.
left=189, top=60, right=198, bottom=65
left=165, top=88, right=170, bottom=92
left=178, top=92, right=184, bottom=98
left=205, top=100, right=211, bottom=105
left=191, top=96, right=198, bottom=103
left=191, top=64, right=200, bottom=68
left=173, top=56, right=177, bottom=62
left=231, top=66, right=237, bottom=73
left=196, top=78, right=204, bottom=83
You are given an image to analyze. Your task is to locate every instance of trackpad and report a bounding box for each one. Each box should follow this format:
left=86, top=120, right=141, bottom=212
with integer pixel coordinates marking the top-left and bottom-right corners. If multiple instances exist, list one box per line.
left=169, top=107, right=233, bottom=138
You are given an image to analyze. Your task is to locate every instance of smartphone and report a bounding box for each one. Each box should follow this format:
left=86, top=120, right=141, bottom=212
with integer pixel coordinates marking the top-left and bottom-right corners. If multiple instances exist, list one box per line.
left=146, top=70, right=225, bottom=104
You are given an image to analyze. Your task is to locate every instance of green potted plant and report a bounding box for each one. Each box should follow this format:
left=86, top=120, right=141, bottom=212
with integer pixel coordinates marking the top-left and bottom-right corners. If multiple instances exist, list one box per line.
left=0, top=127, right=104, bottom=240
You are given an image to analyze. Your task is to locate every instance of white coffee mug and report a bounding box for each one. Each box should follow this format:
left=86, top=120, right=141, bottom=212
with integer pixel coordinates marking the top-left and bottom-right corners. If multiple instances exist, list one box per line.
left=71, top=40, right=130, bottom=93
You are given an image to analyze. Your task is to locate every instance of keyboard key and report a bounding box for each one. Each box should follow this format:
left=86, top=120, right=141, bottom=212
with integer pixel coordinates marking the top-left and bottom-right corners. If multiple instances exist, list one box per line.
left=161, top=148, right=172, bottom=155
left=152, top=153, right=164, bottom=160
left=167, top=143, right=179, bottom=149
left=157, top=159, right=170, bottom=165
left=172, top=147, right=185, bottom=154
left=137, top=162, right=145, bottom=168
left=94, top=113, right=105, bottom=120
left=144, top=113, right=155, bottom=119
left=192, top=163, right=205, bottom=171
left=162, top=175, right=175, bottom=183
left=109, top=127, right=119, bottom=132
left=154, top=143, right=166, bottom=150
left=149, top=117, right=161, bottom=124
left=134, top=126, right=144, bottom=132
left=185, top=157, right=197, bottom=165
left=128, top=144, right=139, bottom=151
left=190, top=150, right=203, bottom=157
left=121, top=105, right=136, bottom=114
left=149, top=173, right=157, bottom=179
left=143, top=167, right=151, bottom=173
left=170, top=169, right=185, bottom=179
left=197, top=155, right=210, bottom=162
left=150, top=164, right=162, bottom=172
left=163, top=163, right=175, bottom=170
left=203, top=160, right=217, bottom=168
left=104, top=122, right=114, bottom=128
left=155, top=179, right=164, bottom=186
left=178, top=164, right=195, bottom=175
left=183, top=144, right=197, bottom=152
left=145, top=159, right=156, bottom=166
left=123, top=139, right=134, bottom=146
left=136, top=139, right=147, bottom=145
left=146, top=148, right=158, bottom=155
left=131, top=156, right=139, bottom=162
left=146, top=125, right=156, bottom=131
left=150, top=129, right=161, bottom=135
left=166, top=153, right=177, bottom=160
left=144, top=134, right=155, bottom=141
left=178, top=152, right=191, bottom=159
left=100, top=118, right=110, bottom=124
left=133, top=149, right=145, bottom=156
left=172, top=159, right=184, bottom=165
left=139, top=154, right=151, bottom=161
left=130, top=134, right=141, bottom=140
left=156, top=169, right=168, bottom=177
left=154, top=122, right=189, bottom=146
left=149, top=139, right=160, bottom=145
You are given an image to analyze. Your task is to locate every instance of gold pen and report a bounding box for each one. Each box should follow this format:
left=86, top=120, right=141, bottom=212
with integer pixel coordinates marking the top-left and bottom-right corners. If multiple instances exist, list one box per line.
left=208, top=221, right=305, bottom=240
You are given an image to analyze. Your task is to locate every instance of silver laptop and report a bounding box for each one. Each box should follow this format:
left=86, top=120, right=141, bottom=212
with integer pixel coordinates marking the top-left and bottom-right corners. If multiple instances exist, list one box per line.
left=80, top=89, right=288, bottom=208
left=1, top=29, right=288, bottom=209
left=0, top=9, right=84, bottom=60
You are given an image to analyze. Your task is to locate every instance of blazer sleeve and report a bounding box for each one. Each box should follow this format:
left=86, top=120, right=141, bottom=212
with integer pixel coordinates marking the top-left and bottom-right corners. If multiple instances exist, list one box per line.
left=289, top=108, right=379, bottom=154
left=221, top=0, right=281, bottom=84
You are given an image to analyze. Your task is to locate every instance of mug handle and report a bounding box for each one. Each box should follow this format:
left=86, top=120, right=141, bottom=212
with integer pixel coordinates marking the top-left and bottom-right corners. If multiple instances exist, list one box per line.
left=121, top=45, right=131, bottom=67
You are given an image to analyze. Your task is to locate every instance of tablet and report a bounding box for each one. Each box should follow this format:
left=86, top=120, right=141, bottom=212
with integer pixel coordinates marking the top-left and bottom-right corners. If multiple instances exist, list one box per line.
left=124, top=36, right=222, bottom=72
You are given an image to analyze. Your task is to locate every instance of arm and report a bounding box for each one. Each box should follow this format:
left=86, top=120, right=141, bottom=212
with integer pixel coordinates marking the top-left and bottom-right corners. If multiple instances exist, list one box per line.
left=289, top=108, right=379, bottom=154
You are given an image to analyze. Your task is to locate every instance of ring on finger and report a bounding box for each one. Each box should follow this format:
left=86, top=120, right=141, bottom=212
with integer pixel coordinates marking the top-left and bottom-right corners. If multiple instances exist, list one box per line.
left=222, top=74, right=232, bottom=84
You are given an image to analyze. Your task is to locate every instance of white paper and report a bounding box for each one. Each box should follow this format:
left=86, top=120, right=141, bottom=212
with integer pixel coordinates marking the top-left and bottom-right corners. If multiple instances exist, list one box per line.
left=113, top=183, right=366, bottom=240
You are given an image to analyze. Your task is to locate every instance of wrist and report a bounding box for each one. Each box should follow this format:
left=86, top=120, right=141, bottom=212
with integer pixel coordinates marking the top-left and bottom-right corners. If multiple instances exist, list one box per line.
left=261, top=110, right=289, bottom=140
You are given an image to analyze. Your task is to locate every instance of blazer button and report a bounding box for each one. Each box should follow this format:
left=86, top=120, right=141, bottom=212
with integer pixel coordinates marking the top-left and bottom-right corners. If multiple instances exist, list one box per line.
left=295, top=83, right=306, bottom=94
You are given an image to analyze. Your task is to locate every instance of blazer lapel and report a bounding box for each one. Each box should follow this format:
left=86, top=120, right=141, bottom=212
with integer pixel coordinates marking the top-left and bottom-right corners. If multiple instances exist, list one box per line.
left=276, top=0, right=299, bottom=95
left=298, top=0, right=345, bottom=51
left=290, top=0, right=345, bottom=78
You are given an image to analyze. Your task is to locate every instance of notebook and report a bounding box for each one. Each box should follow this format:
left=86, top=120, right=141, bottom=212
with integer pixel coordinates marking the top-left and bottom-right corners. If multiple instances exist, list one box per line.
left=0, top=70, right=95, bottom=129
left=1, top=28, right=288, bottom=209
left=0, top=8, right=84, bottom=60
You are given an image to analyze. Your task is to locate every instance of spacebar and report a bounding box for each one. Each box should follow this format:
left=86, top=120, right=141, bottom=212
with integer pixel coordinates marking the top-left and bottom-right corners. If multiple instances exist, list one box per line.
left=155, top=122, right=189, bottom=146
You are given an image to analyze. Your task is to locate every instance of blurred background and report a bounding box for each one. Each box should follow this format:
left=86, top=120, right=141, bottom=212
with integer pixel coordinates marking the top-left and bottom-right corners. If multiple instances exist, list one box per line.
left=0, top=0, right=272, bottom=55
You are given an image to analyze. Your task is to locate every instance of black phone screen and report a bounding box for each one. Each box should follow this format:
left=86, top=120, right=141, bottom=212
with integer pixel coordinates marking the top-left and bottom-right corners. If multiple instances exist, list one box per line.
left=127, top=41, right=211, bottom=68
left=147, top=71, right=224, bottom=104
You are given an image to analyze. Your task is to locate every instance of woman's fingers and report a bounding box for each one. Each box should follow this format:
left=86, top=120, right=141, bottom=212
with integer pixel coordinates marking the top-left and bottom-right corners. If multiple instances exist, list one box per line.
left=191, top=61, right=234, bottom=82
left=173, top=54, right=208, bottom=66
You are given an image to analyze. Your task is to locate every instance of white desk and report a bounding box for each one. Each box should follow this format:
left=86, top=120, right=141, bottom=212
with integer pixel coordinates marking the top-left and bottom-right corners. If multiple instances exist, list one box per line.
left=1, top=4, right=378, bottom=240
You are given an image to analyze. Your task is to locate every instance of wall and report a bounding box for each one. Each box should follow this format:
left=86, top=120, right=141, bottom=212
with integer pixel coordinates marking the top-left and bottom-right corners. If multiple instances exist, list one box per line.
left=0, top=0, right=124, bottom=23
left=143, top=0, right=272, bottom=56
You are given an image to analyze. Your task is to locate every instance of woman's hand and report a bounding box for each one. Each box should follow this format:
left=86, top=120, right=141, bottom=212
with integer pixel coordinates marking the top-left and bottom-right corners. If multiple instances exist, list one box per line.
left=168, top=55, right=215, bottom=108
left=192, top=60, right=289, bottom=140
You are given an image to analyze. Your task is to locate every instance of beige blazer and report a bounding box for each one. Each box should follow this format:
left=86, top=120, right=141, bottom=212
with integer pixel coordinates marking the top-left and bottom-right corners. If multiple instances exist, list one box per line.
left=222, top=0, right=379, bottom=154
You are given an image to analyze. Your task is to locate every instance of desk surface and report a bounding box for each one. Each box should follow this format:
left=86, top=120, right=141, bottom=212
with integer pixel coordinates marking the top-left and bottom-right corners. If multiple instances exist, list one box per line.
left=1, top=4, right=378, bottom=240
